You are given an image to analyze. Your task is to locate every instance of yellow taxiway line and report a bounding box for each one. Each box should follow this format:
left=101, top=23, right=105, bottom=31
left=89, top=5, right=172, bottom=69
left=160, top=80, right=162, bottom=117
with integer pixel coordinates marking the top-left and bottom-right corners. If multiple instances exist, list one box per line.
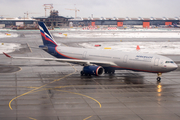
left=9, top=59, right=102, bottom=120
left=9, top=64, right=77, bottom=110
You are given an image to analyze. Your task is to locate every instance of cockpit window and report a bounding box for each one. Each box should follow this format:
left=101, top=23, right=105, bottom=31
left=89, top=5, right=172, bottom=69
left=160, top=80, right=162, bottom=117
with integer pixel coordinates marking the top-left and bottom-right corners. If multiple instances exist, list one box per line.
left=165, top=61, right=174, bottom=63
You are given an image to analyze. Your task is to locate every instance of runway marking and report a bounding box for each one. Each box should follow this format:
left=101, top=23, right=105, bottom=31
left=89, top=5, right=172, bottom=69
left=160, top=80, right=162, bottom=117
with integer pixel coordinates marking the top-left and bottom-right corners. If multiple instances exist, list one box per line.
left=28, top=117, right=37, bottom=120
left=56, top=90, right=102, bottom=108
left=25, top=88, right=101, bottom=120
left=9, top=85, right=101, bottom=120
left=8, top=58, right=101, bottom=120
left=9, top=64, right=77, bottom=110
left=26, top=87, right=102, bottom=108
left=83, top=115, right=92, bottom=120
left=27, top=43, right=32, bottom=53
left=28, top=87, right=101, bottom=120
left=54, top=85, right=88, bottom=89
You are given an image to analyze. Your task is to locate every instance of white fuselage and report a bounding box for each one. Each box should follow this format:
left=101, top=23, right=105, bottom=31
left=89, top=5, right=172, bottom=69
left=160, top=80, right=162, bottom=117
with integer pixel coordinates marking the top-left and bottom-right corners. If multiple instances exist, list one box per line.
left=54, top=46, right=177, bottom=73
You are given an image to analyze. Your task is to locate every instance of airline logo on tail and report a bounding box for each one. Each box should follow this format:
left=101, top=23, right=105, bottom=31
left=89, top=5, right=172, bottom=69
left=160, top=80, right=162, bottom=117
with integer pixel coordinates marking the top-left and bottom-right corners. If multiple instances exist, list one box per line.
left=38, top=22, right=57, bottom=47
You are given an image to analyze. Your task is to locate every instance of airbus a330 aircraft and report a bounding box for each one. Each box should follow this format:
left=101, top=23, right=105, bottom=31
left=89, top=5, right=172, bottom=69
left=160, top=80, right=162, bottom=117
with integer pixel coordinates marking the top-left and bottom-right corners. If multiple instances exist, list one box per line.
left=3, top=22, right=178, bottom=81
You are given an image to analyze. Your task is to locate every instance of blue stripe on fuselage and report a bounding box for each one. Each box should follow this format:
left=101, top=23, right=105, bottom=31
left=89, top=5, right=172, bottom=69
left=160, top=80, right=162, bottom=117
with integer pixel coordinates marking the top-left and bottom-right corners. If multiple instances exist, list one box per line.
left=46, top=46, right=76, bottom=59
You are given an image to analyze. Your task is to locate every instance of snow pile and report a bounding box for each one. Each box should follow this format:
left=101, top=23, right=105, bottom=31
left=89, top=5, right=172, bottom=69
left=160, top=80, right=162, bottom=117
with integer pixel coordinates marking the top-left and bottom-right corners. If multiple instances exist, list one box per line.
left=53, top=32, right=180, bottom=38
left=0, top=33, right=18, bottom=38
left=80, top=42, right=180, bottom=55
left=0, top=43, right=21, bottom=54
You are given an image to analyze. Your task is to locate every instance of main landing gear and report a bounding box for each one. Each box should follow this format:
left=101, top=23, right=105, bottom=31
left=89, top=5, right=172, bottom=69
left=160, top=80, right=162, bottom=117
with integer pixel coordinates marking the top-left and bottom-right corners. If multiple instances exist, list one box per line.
left=157, top=73, right=162, bottom=82
left=81, top=71, right=91, bottom=76
left=104, top=69, right=115, bottom=74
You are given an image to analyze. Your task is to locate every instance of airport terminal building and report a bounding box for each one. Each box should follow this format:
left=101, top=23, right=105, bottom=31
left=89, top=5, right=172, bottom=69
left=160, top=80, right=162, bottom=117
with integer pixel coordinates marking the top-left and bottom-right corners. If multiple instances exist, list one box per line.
left=0, top=10, right=179, bottom=28
left=69, top=17, right=180, bottom=28
left=35, top=10, right=72, bottom=28
left=0, top=18, right=36, bottom=29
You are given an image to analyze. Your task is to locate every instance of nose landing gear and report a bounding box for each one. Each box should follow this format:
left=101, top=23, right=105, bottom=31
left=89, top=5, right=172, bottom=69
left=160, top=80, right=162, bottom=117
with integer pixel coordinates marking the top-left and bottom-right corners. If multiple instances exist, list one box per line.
left=157, top=73, right=162, bottom=82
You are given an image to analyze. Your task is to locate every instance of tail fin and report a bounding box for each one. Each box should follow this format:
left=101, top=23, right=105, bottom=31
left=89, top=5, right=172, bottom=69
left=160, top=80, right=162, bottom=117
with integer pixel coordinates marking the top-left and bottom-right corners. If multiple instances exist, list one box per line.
left=38, top=22, right=57, bottom=47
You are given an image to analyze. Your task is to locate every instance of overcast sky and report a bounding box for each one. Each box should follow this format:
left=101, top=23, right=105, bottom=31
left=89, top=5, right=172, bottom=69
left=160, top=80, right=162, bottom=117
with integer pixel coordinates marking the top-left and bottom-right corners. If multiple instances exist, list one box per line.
left=0, top=0, right=179, bottom=18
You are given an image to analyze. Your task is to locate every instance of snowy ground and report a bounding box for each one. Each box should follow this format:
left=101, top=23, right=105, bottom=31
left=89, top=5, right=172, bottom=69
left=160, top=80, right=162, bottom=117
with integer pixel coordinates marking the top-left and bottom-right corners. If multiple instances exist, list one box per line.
left=0, top=33, right=18, bottom=38
left=79, top=42, right=180, bottom=55
left=54, top=28, right=180, bottom=31
left=0, top=43, right=21, bottom=54
left=53, top=32, right=180, bottom=38
left=53, top=31, right=180, bottom=55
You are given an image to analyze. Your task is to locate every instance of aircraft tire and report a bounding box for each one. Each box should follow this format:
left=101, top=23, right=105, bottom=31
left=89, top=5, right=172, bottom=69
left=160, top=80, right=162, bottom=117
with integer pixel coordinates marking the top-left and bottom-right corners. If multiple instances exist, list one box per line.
left=107, top=70, right=115, bottom=74
left=108, top=71, right=111, bottom=74
left=84, top=73, right=89, bottom=76
left=81, top=71, right=84, bottom=76
left=157, top=77, right=161, bottom=81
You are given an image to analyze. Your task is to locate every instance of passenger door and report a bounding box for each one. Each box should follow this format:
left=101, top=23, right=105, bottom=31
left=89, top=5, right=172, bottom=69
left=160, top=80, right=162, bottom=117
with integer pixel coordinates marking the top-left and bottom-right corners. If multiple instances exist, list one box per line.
left=154, top=58, right=159, bottom=66
left=82, top=51, right=87, bottom=59
left=123, top=55, right=128, bottom=63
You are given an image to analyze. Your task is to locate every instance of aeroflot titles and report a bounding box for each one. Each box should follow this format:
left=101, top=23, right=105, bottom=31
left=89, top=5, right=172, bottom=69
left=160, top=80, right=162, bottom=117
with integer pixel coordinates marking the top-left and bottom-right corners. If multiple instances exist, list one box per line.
left=136, top=55, right=153, bottom=59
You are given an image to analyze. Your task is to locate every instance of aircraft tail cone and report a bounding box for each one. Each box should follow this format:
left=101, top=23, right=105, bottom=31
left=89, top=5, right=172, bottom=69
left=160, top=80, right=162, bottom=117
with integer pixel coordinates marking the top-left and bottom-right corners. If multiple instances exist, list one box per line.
left=136, top=45, right=140, bottom=51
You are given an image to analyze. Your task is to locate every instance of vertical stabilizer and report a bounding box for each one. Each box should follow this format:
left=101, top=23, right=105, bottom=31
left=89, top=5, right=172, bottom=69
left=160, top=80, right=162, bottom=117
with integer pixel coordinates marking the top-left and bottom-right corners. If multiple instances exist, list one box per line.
left=38, top=22, right=57, bottom=47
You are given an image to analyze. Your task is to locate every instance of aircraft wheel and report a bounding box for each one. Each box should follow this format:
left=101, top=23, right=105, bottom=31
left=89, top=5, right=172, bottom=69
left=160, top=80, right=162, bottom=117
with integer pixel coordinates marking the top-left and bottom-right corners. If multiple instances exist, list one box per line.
left=81, top=71, right=84, bottom=76
left=108, top=71, right=111, bottom=74
left=108, top=70, right=115, bottom=74
left=157, top=77, right=161, bottom=82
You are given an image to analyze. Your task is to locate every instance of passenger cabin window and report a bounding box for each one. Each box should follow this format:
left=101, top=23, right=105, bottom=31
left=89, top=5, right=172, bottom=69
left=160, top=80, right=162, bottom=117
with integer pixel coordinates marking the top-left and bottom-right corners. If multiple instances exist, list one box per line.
left=165, top=61, right=174, bottom=63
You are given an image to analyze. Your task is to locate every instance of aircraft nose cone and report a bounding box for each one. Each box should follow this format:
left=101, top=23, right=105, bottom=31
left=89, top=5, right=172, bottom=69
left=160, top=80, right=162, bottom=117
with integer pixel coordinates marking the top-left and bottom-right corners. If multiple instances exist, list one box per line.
left=170, top=63, right=178, bottom=71
left=174, top=64, right=178, bottom=69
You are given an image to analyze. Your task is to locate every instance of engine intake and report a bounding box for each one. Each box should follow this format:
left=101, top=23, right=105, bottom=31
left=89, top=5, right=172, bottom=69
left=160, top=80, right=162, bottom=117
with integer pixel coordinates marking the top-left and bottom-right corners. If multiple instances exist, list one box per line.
left=82, top=66, right=104, bottom=76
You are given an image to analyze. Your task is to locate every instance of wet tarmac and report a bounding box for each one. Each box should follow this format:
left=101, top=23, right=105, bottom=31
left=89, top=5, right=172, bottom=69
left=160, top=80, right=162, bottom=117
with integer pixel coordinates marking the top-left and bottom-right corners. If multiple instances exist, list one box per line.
left=0, top=65, right=21, bottom=73
left=0, top=31, right=180, bottom=120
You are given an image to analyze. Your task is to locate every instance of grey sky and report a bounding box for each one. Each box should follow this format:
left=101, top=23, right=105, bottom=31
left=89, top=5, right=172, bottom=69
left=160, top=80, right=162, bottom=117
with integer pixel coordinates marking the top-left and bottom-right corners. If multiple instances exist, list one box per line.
left=0, top=0, right=179, bottom=18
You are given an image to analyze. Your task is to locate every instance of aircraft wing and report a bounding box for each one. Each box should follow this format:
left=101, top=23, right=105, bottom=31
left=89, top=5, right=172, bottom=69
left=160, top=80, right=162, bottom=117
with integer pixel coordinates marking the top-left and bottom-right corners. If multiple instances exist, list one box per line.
left=3, top=52, right=117, bottom=67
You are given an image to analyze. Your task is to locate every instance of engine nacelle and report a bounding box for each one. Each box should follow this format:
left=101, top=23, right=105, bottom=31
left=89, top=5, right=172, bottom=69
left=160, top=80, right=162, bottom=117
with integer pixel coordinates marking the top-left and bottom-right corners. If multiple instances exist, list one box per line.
left=82, top=66, right=104, bottom=76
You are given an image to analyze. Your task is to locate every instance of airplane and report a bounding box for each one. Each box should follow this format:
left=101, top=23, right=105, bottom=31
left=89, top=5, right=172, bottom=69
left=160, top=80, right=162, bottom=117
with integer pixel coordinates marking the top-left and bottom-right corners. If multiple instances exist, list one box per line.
left=3, top=22, right=178, bottom=82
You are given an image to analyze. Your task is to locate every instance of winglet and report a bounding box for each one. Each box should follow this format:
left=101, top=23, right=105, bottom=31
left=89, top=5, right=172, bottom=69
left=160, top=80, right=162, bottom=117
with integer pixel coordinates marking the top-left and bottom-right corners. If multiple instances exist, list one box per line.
left=3, top=52, right=11, bottom=58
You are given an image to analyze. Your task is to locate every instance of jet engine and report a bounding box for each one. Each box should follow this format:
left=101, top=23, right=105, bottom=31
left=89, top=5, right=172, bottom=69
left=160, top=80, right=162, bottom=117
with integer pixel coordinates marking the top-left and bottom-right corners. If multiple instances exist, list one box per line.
left=81, top=66, right=104, bottom=76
